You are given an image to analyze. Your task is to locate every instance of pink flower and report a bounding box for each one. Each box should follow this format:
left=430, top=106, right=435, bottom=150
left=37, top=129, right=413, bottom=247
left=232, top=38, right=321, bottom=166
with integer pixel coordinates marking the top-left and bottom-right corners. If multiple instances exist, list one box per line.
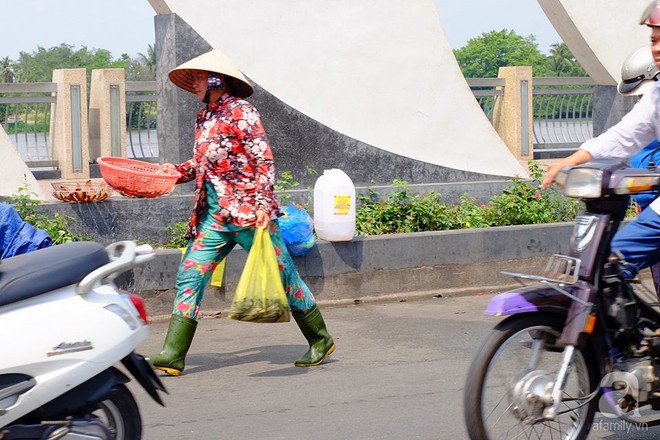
left=534, top=193, right=542, bottom=199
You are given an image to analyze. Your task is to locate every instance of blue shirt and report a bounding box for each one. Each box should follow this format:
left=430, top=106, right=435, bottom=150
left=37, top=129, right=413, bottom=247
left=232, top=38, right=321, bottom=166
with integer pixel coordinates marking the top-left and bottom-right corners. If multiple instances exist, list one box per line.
left=630, top=139, right=660, bottom=209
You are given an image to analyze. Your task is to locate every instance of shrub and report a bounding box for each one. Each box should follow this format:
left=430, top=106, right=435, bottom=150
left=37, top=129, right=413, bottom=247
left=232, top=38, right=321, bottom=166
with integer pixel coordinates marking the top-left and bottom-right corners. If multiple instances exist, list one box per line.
left=165, top=221, right=189, bottom=249
left=355, top=162, right=580, bottom=235
left=163, top=161, right=583, bottom=245
left=482, top=162, right=579, bottom=226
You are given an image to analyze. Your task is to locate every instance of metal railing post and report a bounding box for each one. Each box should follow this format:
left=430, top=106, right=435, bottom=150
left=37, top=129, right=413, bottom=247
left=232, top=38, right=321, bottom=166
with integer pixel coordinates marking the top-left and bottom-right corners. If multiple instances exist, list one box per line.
left=520, top=79, right=529, bottom=157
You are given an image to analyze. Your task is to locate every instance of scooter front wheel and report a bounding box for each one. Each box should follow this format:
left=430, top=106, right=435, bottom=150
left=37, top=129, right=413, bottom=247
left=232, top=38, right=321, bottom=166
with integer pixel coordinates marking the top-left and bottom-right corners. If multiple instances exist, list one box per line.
left=463, top=313, right=598, bottom=440
left=91, top=384, right=142, bottom=439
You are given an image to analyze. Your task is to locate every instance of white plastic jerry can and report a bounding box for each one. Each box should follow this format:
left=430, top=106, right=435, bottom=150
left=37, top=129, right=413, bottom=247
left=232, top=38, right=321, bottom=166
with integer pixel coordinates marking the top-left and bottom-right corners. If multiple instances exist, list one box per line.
left=313, top=169, right=356, bottom=241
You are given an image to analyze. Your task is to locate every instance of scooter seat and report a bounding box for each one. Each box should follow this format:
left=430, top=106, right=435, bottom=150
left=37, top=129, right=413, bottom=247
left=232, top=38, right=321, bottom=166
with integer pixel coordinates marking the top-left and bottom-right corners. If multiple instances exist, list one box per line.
left=0, top=242, right=110, bottom=307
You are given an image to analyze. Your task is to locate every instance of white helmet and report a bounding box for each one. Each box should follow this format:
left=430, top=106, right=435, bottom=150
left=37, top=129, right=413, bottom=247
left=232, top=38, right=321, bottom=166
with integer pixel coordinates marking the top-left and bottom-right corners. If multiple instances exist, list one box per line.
left=618, top=46, right=660, bottom=96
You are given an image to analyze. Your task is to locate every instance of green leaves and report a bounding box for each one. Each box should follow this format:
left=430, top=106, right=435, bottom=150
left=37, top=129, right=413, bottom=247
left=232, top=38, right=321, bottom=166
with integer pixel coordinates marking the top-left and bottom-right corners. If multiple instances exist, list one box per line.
left=5, top=179, right=87, bottom=245
left=354, top=162, right=580, bottom=235
left=453, top=30, right=586, bottom=78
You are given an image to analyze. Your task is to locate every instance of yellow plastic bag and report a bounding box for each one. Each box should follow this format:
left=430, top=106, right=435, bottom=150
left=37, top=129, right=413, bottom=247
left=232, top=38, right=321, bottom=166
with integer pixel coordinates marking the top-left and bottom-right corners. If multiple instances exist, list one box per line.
left=228, top=227, right=290, bottom=323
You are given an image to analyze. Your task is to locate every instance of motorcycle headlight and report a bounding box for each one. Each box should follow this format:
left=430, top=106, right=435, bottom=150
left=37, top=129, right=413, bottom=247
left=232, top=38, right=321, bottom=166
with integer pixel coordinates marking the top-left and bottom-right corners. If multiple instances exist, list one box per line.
left=556, top=168, right=604, bottom=198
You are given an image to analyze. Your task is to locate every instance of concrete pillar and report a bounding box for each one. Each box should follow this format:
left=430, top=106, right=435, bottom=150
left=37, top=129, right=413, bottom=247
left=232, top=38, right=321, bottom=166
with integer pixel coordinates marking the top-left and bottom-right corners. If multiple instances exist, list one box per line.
left=492, top=66, right=534, bottom=161
left=154, top=13, right=211, bottom=194
left=51, top=68, right=89, bottom=179
left=89, top=68, right=127, bottom=160
left=591, top=85, right=636, bottom=137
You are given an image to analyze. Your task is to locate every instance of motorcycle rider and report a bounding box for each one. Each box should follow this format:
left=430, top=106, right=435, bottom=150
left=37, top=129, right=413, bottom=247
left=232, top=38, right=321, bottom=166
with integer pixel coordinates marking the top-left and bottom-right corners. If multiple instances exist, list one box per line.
left=619, top=45, right=660, bottom=296
left=542, top=0, right=660, bottom=281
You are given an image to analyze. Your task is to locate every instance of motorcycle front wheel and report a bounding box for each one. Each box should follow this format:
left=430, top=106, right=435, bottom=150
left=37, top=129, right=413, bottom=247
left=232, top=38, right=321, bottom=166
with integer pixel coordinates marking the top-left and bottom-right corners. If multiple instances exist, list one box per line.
left=463, top=313, right=598, bottom=440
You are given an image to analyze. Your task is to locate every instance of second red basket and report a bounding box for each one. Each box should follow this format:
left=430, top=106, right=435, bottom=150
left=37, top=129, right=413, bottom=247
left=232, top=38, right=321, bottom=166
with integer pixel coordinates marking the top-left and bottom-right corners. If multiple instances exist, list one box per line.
left=97, top=156, right=181, bottom=198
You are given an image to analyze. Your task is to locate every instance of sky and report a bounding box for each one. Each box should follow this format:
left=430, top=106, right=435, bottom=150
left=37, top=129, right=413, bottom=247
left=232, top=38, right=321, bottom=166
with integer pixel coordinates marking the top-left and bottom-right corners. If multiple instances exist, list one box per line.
left=0, top=0, right=563, bottom=61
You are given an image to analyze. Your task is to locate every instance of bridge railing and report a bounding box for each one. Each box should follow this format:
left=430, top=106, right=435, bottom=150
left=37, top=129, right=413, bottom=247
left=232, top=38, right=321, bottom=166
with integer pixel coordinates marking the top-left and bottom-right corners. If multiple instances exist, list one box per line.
left=1, top=72, right=600, bottom=179
left=467, top=75, right=597, bottom=159
left=0, top=74, right=159, bottom=179
left=0, top=82, right=57, bottom=175
left=125, top=80, right=158, bottom=160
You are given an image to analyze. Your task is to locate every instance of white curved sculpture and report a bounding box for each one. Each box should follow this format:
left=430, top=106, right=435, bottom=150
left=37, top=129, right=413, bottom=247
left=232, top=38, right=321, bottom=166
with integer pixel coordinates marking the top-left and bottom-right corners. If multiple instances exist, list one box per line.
left=0, top=126, right=45, bottom=199
left=148, top=0, right=527, bottom=178
left=538, top=0, right=651, bottom=85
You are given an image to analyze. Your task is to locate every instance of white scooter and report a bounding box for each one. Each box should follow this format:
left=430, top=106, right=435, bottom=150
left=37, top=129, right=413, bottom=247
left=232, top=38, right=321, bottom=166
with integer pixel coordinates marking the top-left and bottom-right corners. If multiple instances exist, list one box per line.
left=0, top=240, right=167, bottom=439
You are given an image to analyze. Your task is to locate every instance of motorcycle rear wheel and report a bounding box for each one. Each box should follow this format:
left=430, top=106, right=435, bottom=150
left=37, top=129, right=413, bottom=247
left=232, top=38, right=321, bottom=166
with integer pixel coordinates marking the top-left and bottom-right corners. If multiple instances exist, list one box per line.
left=463, top=313, right=598, bottom=440
left=90, top=384, right=142, bottom=439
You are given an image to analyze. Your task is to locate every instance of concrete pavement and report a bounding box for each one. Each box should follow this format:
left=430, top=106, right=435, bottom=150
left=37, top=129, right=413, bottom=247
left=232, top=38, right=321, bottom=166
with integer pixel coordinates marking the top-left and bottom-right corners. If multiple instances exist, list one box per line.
left=132, top=294, right=660, bottom=440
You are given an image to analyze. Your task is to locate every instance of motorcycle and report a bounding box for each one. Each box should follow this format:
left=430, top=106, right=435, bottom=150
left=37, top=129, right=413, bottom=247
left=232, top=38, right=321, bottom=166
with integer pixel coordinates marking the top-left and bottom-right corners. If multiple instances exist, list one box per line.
left=463, top=159, right=660, bottom=440
left=0, top=240, right=167, bottom=439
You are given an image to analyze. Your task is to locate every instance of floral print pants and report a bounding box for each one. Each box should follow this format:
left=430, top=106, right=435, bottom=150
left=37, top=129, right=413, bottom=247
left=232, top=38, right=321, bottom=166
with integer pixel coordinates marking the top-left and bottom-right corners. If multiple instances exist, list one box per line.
left=172, top=185, right=316, bottom=320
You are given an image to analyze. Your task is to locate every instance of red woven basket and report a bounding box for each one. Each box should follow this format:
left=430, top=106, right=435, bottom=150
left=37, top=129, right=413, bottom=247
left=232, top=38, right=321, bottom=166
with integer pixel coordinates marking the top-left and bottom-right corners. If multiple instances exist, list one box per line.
left=97, top=156, right=181, bottom=198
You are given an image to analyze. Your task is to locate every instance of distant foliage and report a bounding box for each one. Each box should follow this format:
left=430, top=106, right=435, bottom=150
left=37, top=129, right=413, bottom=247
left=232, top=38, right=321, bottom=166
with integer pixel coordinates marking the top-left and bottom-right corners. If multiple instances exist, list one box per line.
left=453, top=30, right=549, bottom=77
left=453, top=30, right=586, bottom=78
left=546, top=42, right=587, bottom=77
left=1, top=43, right=156, bottom=85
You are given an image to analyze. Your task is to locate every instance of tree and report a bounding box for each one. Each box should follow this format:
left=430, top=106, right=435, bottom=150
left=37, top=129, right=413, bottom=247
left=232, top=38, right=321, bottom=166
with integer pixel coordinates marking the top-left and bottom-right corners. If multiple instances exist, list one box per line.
left=545, top=42, right=586, bottom=77
left=13, top=44, right=126, bottom=83
left=0, top=57, right=15, bottom=83
left=136, top=44, right=157, bottom=80
left=453, top=30, right=549, bottom=78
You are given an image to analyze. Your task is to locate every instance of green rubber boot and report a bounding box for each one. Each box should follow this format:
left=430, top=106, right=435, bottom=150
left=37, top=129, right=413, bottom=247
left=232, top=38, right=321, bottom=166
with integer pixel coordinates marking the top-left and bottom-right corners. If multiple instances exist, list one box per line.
left=149, top=314, right=197, bottom=376
left=293, top=305, right=335, bottom=367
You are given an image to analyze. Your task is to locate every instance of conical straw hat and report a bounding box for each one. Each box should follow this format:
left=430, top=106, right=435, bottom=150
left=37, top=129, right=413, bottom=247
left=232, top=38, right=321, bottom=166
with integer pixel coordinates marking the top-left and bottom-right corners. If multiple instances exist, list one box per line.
left=168, top=49, right=254, bottom=98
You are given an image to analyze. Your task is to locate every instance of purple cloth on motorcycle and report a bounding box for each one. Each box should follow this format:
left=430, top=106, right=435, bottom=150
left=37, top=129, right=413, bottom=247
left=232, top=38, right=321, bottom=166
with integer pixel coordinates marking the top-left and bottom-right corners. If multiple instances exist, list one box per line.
left=0, top=203, right=52, bottom=259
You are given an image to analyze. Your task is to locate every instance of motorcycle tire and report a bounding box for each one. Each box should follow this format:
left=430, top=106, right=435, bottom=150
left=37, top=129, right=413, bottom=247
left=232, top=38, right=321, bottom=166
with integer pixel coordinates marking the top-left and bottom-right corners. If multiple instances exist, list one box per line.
left=463, top=313, right=598, bottom=440
left=90, top=384, right=142, bottom=440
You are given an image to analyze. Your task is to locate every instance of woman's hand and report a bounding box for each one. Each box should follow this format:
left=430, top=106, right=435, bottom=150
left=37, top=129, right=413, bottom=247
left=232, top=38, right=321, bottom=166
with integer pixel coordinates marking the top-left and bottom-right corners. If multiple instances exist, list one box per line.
left=161, top=163, right=176, bottom=172
left=256, top=210, right=270, bottom=228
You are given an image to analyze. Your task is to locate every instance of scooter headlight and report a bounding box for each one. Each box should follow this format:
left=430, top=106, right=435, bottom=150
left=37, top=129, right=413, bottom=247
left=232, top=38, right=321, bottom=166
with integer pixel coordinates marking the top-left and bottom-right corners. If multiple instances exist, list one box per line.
left=555, top=167, right=604, bottom=198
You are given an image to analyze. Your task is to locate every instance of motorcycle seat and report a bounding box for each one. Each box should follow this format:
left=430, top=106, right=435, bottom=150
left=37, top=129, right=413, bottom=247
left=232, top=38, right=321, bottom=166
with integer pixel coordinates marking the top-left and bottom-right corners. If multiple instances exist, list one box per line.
left=0, top=241, right=110, bottom=307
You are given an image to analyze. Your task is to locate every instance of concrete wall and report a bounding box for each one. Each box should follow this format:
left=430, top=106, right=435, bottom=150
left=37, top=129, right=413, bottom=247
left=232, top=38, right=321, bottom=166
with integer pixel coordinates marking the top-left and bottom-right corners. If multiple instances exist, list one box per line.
left=118, top=222, right=576, bottom=319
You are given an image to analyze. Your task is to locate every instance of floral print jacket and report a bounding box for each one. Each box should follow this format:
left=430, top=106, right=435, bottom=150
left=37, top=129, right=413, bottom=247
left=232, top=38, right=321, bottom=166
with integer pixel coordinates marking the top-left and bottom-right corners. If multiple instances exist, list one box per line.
left=175, top=93, right=279, bottom=238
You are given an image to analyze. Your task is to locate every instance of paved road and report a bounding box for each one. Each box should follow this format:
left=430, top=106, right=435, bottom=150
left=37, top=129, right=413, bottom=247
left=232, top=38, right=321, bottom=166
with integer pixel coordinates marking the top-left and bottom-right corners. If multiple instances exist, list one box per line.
left=130, top=294, right=660, bottom=440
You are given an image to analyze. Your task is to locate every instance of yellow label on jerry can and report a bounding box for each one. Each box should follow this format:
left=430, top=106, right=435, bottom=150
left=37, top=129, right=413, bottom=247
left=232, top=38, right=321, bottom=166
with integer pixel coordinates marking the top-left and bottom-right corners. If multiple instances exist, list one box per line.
left=334, top=195, right=351, bottom=215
